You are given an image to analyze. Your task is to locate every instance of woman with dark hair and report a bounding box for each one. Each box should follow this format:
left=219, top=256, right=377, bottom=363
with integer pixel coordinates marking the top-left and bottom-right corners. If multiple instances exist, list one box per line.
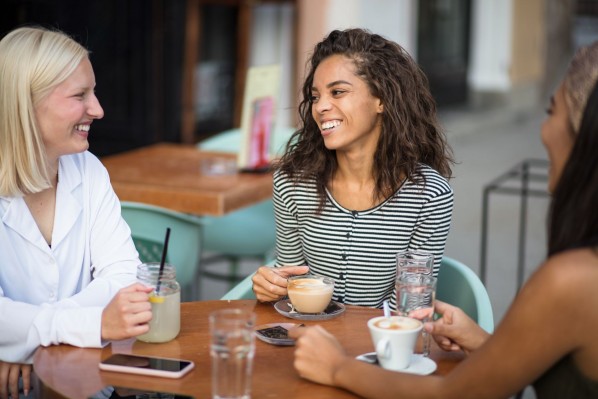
left=252, top=28, right=454, bottom=308
left=290, top=42, right=598, bottom=398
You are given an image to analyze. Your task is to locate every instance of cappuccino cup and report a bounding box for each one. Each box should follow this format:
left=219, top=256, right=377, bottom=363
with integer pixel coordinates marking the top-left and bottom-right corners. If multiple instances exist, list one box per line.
left=287, top=274, right=334, bottom=313
left=367, top=316, right=422, bottom=370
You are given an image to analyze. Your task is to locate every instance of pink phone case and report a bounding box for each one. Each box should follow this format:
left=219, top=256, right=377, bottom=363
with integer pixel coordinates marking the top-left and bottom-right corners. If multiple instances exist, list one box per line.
left=99, top=354, right=195, bottom=379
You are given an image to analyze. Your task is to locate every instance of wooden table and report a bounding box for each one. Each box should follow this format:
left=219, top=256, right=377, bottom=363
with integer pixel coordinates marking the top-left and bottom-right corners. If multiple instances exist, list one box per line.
left=33, top=300, right=464, bottom=399
left=101, top=143, right=273, bottom=216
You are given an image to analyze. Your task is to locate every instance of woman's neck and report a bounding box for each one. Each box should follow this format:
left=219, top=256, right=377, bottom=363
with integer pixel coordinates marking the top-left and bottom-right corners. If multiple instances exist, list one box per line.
left=335, top=147, right=375, bottom=184
left=46, top=158, right=59, bottom=187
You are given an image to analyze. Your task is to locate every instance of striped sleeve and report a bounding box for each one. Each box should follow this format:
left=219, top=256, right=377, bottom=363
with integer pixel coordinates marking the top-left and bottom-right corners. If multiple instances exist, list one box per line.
left=273, top=171, right=307, bottom=266
left=407, top=171, right=454, bottom=276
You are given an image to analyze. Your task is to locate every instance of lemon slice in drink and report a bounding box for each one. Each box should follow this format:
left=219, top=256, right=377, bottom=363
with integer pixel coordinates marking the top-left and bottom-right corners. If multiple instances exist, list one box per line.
left=149, top=293, right=165, bottom=303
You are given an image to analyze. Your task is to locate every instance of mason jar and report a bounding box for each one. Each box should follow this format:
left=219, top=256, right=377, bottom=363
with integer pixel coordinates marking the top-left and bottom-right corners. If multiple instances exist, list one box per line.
left=136, top=262, right=181, bottom=343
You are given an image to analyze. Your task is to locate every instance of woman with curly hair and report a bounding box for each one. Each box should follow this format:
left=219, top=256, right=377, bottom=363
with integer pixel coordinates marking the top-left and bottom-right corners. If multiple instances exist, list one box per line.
left=252, top=28, right=454, bottom=309
left=291, top=41, right=598, bottom=399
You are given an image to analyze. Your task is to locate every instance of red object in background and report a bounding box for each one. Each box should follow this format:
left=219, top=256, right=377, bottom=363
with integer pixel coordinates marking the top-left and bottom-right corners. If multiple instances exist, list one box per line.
left=248, top=97, right=274, bottom=169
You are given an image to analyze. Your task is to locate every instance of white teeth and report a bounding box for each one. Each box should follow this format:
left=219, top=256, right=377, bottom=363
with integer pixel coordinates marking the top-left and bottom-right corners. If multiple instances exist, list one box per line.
left=322, top=120, right=341, bottom=130
left=75, top=124, right=90, bottom=132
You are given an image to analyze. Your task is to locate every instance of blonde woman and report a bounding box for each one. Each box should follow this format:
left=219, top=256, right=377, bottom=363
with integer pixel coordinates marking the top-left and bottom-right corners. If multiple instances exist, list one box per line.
left=0, top=27, right=152, bottom=398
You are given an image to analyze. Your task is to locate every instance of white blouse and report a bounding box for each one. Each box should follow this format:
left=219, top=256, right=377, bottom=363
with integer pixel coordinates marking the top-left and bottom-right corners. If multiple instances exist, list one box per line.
left=0, top=151, right=139, bottom=362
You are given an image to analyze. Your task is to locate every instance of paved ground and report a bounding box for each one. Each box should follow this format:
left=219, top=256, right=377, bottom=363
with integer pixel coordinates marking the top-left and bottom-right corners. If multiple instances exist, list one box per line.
left=442, top=104, right=549, bottom=324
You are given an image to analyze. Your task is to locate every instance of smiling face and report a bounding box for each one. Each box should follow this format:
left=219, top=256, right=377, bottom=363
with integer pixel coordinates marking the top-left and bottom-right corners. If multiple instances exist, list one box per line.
left=35, top=57, right=104, bottom=164
left=541, top=83, right=576, bottom=193
left=310, top=54, right=384, bottom=154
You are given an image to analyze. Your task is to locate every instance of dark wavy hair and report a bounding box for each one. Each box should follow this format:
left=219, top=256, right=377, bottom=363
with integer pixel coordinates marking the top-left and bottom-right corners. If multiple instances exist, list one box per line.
left=275, top=28, right=453, bottom=210
left=548, top=79, right=598, bottom=255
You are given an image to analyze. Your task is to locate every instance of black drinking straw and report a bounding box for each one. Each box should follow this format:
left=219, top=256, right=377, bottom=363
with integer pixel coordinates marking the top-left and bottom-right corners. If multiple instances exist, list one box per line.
left=155, top=227, right=171, bottom=295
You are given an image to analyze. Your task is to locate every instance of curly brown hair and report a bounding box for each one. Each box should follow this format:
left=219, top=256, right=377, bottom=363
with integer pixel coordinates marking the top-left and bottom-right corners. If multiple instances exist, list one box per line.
left=275, top=28, right=453, bottom=210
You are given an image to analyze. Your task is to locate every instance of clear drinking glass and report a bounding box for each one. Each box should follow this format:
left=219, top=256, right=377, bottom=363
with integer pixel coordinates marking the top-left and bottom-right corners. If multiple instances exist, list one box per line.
left=395, top=274, right=437, bottom=357
left=396, top=250, right=434, bottom=277
left=210, top=309, right=256, bottom=399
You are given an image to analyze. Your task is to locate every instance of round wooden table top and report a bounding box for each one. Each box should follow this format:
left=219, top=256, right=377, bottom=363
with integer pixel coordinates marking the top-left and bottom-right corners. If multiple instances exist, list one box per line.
left=33, top=300, right=464, bottom=399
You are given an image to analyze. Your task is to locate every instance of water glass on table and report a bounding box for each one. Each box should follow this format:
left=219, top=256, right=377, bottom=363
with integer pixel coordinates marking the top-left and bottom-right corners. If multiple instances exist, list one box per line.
left=395, top=274, right=437, bottom=357
left=396, top=250, right=434, bottom=277
left=210, top=309, right=256, bottom=399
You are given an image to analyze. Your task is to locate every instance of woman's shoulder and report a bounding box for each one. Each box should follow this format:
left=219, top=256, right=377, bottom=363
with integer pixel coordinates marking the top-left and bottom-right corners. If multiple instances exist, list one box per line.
left=533, top=248, right=598, bottom=299
left=274, top=169, right=316, bottom=187
left=416, top=163, right=451, bottom=182
left=542, top=248, right=598, bottom=277
left=403, top=164, right=453, bottom=197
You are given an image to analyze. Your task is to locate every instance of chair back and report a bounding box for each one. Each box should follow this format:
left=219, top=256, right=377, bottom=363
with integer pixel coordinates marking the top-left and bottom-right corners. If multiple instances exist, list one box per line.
left=437, top=256, right=494, bottom=333
left=198, top=126, right=295, bottom=156
left=120, top=201, right=203, bottom=301
left=197, top=127, right=291, bottom=259
left=198, top=128, right=240, bottom=152
left=203, top=200, right=276, bottom=256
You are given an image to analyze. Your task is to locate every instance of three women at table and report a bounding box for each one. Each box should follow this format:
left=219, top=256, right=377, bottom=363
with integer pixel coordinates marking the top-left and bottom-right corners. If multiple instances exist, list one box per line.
left=0, top=27, right=153, bottom=398
left=291, top=41, right=598, bottom=398
left=252, top=28, right=454, bottom=309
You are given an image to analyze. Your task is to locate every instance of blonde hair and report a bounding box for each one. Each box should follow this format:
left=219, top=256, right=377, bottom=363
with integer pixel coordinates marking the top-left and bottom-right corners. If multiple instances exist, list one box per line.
left=0, top=26, right=89, bottom=196
left=563, top=41, right=598, bottom=133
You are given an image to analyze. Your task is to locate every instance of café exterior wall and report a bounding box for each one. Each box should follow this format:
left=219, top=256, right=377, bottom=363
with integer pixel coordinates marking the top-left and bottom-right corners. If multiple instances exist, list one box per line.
left=295, top=0, right=556, bottom=112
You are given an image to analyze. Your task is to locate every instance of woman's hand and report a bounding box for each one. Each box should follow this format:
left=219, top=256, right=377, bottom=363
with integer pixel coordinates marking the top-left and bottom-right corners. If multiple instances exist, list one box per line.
left=251, top=265, right=309, bottom=302
left=0, top=361, right=31, bottom=399
left=425, top=300, right=490, bottom=354
left=101, top=283, right=154, bottom=341
left=289, top=325, right=348, bottom=386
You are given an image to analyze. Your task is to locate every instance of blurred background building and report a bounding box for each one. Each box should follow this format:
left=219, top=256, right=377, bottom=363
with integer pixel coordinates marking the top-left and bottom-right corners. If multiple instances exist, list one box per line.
left=2, top=0, right=592, bottom=154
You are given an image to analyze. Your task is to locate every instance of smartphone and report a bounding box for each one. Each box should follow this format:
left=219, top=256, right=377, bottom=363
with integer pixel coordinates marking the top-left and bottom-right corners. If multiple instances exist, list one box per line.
left=88, top=385, right=195, bottom=399
left=99, top=354, right=195, bottom=379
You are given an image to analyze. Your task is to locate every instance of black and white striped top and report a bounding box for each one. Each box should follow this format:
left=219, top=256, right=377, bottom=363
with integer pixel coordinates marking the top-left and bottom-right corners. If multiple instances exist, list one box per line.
left=273, top=164, right=453, bottom=309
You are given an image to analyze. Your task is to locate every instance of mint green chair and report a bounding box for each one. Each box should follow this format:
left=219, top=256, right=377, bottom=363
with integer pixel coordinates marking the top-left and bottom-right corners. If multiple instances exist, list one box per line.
left=120, top=201, right=204, bottom=302
left=220, top=273, right=256, bottom=300
left=220, top=259, right=280, bottom=300
left=437, top=256, right=494, bottom=333
left=197, top=127, right=295, bottom=287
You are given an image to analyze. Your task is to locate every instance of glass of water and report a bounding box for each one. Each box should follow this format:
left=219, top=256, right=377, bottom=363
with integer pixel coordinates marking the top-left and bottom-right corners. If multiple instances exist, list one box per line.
left=395, top=274, right=437, bottom=357
left=209, top=308, right=256, bottom=399
left=396, top=250, right=434, bottom=278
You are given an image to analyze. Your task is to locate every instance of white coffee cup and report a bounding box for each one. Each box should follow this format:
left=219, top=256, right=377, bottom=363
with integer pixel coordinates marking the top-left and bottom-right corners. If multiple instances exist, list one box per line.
left=287, top=274, right=334, bottom=313
left=367, top=316, right=423, bottom=371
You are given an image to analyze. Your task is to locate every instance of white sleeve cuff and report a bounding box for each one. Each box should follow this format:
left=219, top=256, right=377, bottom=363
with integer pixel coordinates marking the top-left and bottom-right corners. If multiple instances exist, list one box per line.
left=35, top=306, right=104, bottom=348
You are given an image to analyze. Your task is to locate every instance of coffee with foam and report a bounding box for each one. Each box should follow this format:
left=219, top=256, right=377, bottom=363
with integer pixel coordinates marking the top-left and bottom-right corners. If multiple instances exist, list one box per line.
left=367, top=316, right=423, bottom=371
left=373, top=317, right=421, bottom=331
left=287, top=275, right=334, bottom=313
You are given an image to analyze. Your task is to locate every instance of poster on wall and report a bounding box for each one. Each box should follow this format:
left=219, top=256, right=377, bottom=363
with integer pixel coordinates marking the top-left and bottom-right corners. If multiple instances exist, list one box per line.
left=238, top=64, right=281, bottom=172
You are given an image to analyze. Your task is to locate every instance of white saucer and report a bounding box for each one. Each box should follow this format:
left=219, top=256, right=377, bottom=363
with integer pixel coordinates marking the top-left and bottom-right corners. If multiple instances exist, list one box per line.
left=355, top=353, right=437, bottom=375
